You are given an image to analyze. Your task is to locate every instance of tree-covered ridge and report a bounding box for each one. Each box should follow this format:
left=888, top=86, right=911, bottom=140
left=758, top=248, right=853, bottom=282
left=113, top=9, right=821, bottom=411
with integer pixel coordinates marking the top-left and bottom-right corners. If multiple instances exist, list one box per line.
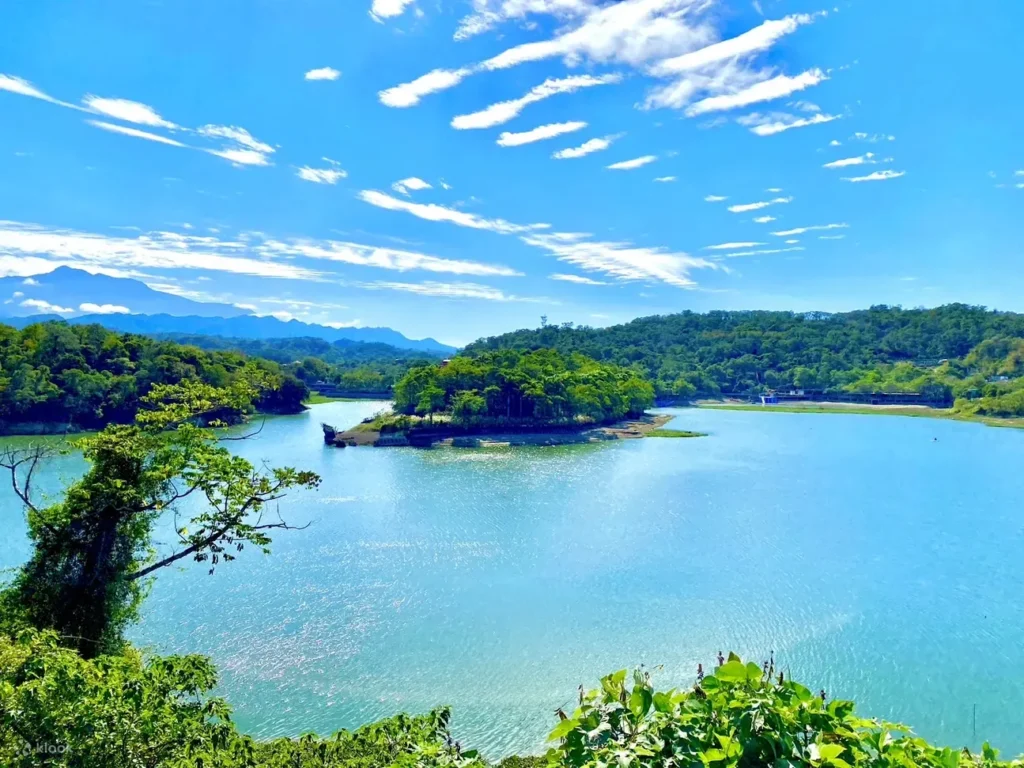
left=465, top=305, right=1024, bottom=399
left=0, top=321, right=308, bottom=428
left=392, top=349, right=655, bottom=427
left=154, top=333, right=443, bottom=395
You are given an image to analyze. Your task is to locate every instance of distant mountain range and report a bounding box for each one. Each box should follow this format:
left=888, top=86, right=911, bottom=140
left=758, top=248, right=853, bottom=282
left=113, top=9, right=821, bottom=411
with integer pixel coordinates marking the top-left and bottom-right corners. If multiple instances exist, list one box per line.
left=0, top=266, right=248, bottom=318
left=1, top=267, right=457, bottom=354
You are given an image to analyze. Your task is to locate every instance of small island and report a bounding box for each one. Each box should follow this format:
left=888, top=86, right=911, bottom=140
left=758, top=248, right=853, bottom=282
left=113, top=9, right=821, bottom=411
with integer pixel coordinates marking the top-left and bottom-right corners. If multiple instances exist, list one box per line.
left=322, top=349, right=705, bottom=448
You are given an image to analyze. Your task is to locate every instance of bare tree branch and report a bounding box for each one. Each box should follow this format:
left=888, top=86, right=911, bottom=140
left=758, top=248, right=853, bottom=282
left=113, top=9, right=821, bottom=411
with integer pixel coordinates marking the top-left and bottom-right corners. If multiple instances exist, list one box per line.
left=217, top=417, right=267, bottom=442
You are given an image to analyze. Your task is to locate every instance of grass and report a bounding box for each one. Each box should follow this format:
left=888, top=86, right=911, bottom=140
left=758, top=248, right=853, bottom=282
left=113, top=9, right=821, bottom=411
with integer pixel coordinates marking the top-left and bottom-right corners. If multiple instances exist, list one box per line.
left=699, top=402, right=1024, bottom=430
left=303, top=392, right=368, bottom=405
left=647, top=428, right=707, bottom=438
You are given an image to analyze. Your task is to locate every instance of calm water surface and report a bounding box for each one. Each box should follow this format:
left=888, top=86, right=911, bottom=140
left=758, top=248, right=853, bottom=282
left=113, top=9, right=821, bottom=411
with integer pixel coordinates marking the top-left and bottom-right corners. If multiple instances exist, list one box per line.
left=2, top=403, right=1024, bottom=758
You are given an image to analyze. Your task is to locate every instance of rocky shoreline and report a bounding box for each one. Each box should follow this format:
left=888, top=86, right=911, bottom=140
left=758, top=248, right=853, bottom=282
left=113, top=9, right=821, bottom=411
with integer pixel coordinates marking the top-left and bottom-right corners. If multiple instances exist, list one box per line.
left=322, top=413, right=704, bottom=448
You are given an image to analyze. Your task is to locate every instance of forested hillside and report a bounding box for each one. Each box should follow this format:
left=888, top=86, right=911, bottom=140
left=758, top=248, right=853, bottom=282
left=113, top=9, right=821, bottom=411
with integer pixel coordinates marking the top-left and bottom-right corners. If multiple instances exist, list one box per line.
left=466, top=305, right=1024, bottom=400
left=154, top=333, right=441, bottom=395
left=0, top=321, right=307, bottom=429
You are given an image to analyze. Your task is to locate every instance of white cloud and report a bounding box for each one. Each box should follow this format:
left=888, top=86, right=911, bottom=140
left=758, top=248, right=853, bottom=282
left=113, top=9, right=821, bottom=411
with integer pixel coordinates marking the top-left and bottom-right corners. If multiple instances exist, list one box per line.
left=737, top=111, right=839, bottom=136
left=452, top=74, right=620, bottom=130
left=358, top=189, right=548, bottom=234
left=765, top=187, right=783, bottom=192
left=550, top=273, right=607, bottom=285
left=784, top=239, right=799, bottom=244
left=83, top=95, right=177, bottom=128
left=305, top=67, right=341, bottom=81
left=370, top=0, right=416, bottom=20
left=852, top=132, right=896, bottom=143
left=842, top=169, right=905, bottom=182
left=650, top=14, right=814, bottom=76
left=379, top=68, right=473, bottom=108
left=1016, top=170, right=1024, bottom=176
left=392, top=177, right=433, bottom=195
left=0, top=74, right=76, bottom=108
left=86, top=120, right=188, bottom=147
left=383, top=0, right=719, bottom=107
left=255, top=236, right=519, bottom=277
left=206, top=148, right=271, bottom=166
left=22, top=277, right=39, bottom=285
left=552, top=135, right=618, bottom=159
left=819, top=234, right=845, bottom=240
left=753, top=215, right=775, bottom=223
left=523, top=231, right=719, bottom=288
left=653, top=176, right=677, bottom=182
left=686, top=68, right=827, bottom=115
left=497, top=121, right=587, bottom=147
left=21, top=298, right=74, bottom=314
left=704, top=194, right=727, bottom=202
left=705, top=241, right=763, bottom=250
left=12, top=291, right=23, bottom=297
left=79, top=302, right=130, bottom=314
left=722, top=246, right=804, bottom=257
left=823, top=152, right=874, bottom=168
left=829, top=139, right=841, bottom=146
left=297, top=166, right=347, bottom=184
left=454, top=0, right=592, bottom=41
left=607, top=154, right=657, bottom=170
left=728, top=196, right=792, bottom=213
left=360, top=280, right=539, bottom=301
left=771, top=223, right=848, bottom=236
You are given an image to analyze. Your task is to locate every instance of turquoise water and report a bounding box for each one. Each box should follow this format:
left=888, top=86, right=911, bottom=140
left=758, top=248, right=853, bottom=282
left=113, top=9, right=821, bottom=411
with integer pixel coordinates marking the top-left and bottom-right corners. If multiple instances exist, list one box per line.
left=2, top=403, right=1024, bottom=759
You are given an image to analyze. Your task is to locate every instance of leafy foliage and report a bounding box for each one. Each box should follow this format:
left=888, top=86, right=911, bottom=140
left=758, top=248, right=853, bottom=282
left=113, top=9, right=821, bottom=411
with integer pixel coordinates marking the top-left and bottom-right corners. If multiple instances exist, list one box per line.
left=0, top=321, right=308, bottom=428
left=154, top=333, right=442, bottom=396
left=0, top=377, right=320, bottom=657
left=465, top=305, right=1024, bottom=398
left=545, top=654, right=1021, bottom=767
left=392, top=350, right=655, bottom=427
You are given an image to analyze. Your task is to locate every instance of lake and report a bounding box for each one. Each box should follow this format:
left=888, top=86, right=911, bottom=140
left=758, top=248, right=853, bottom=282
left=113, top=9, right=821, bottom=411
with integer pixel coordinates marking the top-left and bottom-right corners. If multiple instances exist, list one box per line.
left=2, top=403, right=1024, bottom=759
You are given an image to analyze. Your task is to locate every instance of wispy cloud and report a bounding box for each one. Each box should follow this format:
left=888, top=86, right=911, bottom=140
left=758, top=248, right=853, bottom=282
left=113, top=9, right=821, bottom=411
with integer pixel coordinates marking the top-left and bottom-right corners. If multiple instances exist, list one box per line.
left=21, top=298, right=74, bottom=314
left=497, top=121, right=587, bottom=146
left=653, top=176, right=677, bottom=182
left=392, top=177, right=433, bottom=195
left=87, top=120, right=187, bottom=147
left=737, top=110, right=839, bottom=136
left=607, top=155, right=657, bottom=170
left=819, top=234, right=846, bottom=240
left=296, top=166, right=347, bottom=184
left=705, top=194, right=727, bottom=202
left=358, top=190, right=548, bottom=234
left=360, top=280, right=541, bottom=302
left=753, top=215, right=776, bottom=223
left=552, top=135, right=618, bottom=159
left=550, top=273, right=607, bottom=285
left=80, top=302, right=130, bottom=314
left=305, top=67, right=341, bottom=81
left=452, top=74, right=620, bottom=130
left=722, top=246, right=804, bottom=257
left=523, top=231, right=719, bottom=288
left=842, top=170, right=905, bottom=182
left=379, top=68, right=473, bottom=108
left=771, top=223, right=848, bottom=236
left=650, top=14, right=814, bottom=76
left=83, top=95, right=177, bottom=128
left=852, top=132, right=896, bottom=143
left=686, top=69, right=827, bottom=116
left=823, top=152, right=874, bottom=168
left=728, top=196, right=792, bottom=213
left=705, top=241, right=763, bottom=250
left=0, top=73, right=77, bottom=108
left=370, top=0, right=416, bottom=21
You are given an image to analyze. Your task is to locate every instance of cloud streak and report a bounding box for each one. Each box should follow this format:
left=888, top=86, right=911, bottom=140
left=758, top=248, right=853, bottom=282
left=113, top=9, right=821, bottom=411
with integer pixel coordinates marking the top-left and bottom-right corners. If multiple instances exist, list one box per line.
left=358, top=190, right=549, bottom=234
left=552, top=135, right=619, bottom=159
left=686, top=69, right=827, bottom=116
left=451, top=74, right=620, bottom=130
left=770, top=223, right=848, bottom=236
left=842, top=170, right=905, bottom=182
left=305, top=67, right=341, bottom=81
left=497, top=121, right=587, bottom=146
left=607, top=155, right=657, bottom=170
left=738, top=111, right=839, bottom=136
left=728, top=196, right=792, bottom=213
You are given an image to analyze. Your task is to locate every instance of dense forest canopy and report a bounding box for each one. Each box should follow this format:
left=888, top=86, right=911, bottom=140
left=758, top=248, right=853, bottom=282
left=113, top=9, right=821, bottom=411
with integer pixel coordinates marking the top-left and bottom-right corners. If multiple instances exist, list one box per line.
left=154, top=333, right=441, bottom=395
left=0, top=321, right=308, bottom=428
left=465, top=305, right=1024, bottom=414
left=392, top=349, right=655, bottom=427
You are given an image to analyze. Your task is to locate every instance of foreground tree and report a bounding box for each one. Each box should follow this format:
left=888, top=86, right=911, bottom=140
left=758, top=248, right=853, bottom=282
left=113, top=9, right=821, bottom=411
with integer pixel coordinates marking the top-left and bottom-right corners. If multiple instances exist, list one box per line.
left=0, top=376, right=320, bottom=658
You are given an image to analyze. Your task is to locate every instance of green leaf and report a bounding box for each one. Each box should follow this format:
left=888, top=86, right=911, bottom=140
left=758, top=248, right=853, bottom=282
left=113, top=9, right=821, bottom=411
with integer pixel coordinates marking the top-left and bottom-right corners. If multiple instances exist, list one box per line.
left=629, top=686, right=653, bottom=719
left=715, top=660, right=748, bottom=683
left=547, top=719, right=579, bottom=741
left=819, top=743, right=845, bottom=761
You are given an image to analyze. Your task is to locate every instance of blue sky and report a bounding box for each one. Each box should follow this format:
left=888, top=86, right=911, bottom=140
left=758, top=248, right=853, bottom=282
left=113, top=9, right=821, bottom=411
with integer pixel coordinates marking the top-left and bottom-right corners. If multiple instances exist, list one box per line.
left=1, top=0, right=1022, bottom=346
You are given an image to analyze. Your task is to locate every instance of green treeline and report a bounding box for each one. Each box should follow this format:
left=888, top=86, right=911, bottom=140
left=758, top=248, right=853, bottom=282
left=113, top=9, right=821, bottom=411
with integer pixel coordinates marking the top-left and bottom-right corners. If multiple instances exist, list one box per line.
left=155, top=333, right=442, bottom=395
left=1, top=380, right=1021, bottom=766
left=0, top=321, right=308, bottom=429
left=465, top=305, right=1024, bottom=410
left=392, top=349, right=655, bottom=427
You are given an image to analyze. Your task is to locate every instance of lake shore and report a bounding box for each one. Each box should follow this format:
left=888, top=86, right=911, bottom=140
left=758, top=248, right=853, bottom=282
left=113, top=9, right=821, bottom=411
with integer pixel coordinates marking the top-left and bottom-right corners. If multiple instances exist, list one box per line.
left=328, top=412, right=704, bottom=448
left=696, top=399, right=1024, bottom=429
